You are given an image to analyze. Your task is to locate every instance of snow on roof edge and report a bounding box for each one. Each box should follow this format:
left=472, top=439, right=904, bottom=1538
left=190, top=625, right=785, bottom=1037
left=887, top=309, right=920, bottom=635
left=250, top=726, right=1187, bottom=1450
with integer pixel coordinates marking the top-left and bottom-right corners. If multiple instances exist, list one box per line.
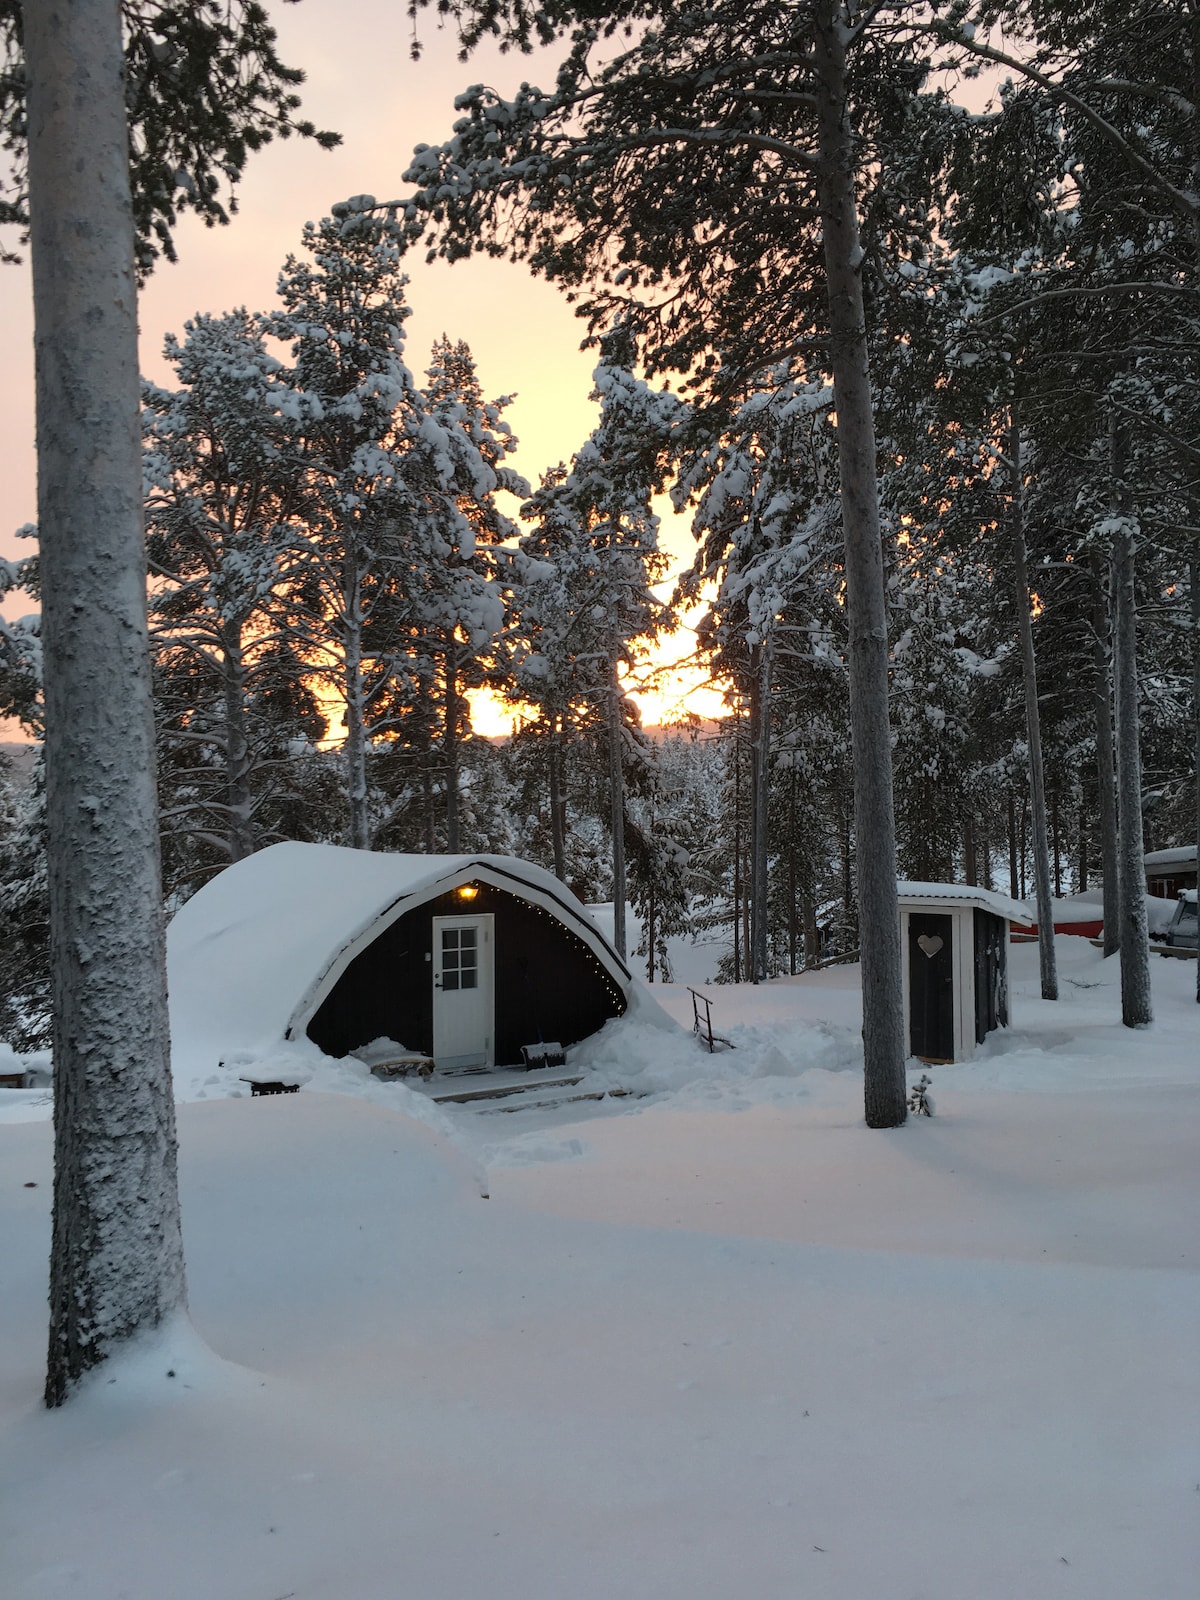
left=896, top=880, right=1033, bottom=925
left=1143, top=845, right=1197, bottom=868
left=167, top=843, right=631, bottom=1065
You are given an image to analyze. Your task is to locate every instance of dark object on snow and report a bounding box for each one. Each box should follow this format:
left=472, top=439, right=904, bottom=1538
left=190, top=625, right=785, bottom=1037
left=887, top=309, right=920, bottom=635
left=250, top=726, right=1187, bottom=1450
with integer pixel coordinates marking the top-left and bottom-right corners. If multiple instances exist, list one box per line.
left=241, top=1079, right=300, bottom=1097
left=907, top=1073, right=935, bottom=1116
left=0, top=1069, right=30, bottom=1089
left=369, top=1057, right=436, bottom=1080
left=521, top=1041, right=566, bottom=1069
left=689, top=987, right=734, bottom=1053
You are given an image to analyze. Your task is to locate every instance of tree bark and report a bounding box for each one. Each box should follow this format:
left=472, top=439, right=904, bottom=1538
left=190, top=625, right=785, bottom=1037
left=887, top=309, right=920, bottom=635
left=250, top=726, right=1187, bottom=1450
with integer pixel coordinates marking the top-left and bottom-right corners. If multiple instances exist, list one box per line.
left=1051, top=792, right=1062, bottom=898
left=1091, top=551, right=1120, bottom=955
left=814, top=4, right=906, bottom=1126
left=548, top=714, right=567, bottom=883
left=731, top=715, right=742, bottom=982
left=444, top=642, right=460, bottom=853
left=342, top=565, right=369, bottom=851
left=1191, top=552, right=1199, bottom=1004
left=1007, top=791, right=1019, bottom=900
left=223, top=633, right=255, bottom=863
left=1109, top=418, right=1152, bottom=1025
left=608, top=635, right=626, bottom=960
left=963, top=815, right=977, bottom=887
left=787, top=766, right=798, bottom=975
left=1009, top=407, right=1058, bottom=1000
left=749, top=640, right=771, bottom=983
left=27, top=0, right=186, bottom=1406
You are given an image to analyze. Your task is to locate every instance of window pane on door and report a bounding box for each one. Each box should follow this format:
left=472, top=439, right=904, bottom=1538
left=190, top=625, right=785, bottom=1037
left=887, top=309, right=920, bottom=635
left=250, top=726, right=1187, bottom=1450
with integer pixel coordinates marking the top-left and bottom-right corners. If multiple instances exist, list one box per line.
left=458, top=927, right=478, bottom=989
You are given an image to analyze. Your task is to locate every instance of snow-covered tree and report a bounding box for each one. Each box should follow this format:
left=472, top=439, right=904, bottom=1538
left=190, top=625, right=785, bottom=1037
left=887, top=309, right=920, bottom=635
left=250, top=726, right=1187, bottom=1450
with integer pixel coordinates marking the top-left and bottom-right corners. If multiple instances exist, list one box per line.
left=2, top=0, right=337, bottom=1405
left=143, top=309, right=328, bottom=885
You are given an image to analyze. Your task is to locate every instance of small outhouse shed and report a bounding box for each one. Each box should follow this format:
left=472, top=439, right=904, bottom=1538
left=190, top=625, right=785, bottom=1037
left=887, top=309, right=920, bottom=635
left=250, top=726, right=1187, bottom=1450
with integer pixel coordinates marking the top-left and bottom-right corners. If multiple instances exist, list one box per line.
left=167, top=843, right=632, bottom=1073
left=897, top=882, right=1032, bottom=1064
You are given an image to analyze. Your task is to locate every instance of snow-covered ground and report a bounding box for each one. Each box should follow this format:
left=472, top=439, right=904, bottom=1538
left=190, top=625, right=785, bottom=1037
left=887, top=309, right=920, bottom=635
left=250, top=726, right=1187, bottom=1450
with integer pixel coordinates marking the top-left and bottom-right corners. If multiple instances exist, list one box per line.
left=1, top=937, right=1197, bottom=1600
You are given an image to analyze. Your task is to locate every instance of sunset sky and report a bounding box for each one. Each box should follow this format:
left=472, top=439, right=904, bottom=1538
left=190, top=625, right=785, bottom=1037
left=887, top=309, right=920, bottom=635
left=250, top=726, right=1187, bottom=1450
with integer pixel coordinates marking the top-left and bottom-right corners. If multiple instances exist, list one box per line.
left=0, top=1, right=726, bottom=738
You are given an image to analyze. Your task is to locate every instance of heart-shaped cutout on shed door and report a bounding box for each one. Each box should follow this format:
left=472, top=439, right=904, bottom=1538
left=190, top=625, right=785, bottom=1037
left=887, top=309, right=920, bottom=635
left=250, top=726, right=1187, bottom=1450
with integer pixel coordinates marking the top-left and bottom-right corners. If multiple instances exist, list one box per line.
left=918, top=934, right=944, bottom=958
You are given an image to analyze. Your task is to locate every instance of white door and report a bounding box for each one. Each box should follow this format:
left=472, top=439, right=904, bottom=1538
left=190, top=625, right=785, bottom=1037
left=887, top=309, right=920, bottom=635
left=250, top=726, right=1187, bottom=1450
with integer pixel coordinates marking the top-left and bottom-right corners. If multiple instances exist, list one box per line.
left=432, top=914, right=494, bottom=1069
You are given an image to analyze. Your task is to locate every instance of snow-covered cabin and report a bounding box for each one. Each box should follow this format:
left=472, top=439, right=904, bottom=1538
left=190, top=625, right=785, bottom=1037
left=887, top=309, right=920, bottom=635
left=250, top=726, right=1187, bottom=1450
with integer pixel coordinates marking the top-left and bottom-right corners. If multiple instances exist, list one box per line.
left=897, top=882, right=1032, bottom=1064
left=167, top=843, right=631, bottom=1072
left=1144, top=845, right=1197, bottom=901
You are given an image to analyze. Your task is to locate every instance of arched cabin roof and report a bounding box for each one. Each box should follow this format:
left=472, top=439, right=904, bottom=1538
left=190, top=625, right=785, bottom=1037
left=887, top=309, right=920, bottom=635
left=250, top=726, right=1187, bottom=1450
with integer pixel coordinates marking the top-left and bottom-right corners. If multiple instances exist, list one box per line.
left=167, top=842, right=632, bottom=1061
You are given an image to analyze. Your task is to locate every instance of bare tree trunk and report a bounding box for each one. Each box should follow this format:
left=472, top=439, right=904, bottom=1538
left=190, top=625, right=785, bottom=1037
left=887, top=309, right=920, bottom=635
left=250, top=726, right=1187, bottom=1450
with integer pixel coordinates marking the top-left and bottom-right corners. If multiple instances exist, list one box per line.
left=548, top=714, right=567, bottom=883
left=980, top=823, right=993, bottom=891
left=1009, top=407, right=1058, bottom=1000
left=787, top=766, right=798, bottom=975
left=27, top=0, right=186, bottom=1407
left=608, top=636, right=626, bottom=960
left=444, top=643, right=460, bottom=853
left=1007, top=791, right=1019, bottom=900
left=224, top=633, right=254, bottom=862
left=1191, top=552, right=1200, bottom=1004
left=422, top=755, right=435, bottom=853
left=963, top=815, right=977, bottom=887
left=342, top=567, right=369, bottom=851
left=732, top=719, right=742, bottom=982
left=1091, top=552, right=1120, bottom=955
left=646, top=882, right=656, bottom=983
left=749, top=641, right=771, bottom=983
left=840, top=805, right=855, bottom=951
left=1051, top=792, right=1062, bottom=898
left=815, top=3, right=905, bottom=1125
left=1109, top=417, right=1152, bottom=1025
left=1077, top=799, right=1088, bottom=894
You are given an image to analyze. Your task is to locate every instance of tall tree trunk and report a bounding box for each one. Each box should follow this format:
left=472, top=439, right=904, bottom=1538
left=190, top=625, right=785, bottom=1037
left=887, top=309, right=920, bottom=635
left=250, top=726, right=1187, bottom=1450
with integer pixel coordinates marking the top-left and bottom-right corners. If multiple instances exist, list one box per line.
left=1109, top=417, right=1152, bottom=1025
left=1090, top=552, right=1120, bottom=955
left=548, top=714, right=567, bottom=883
left=980, top=822, right=993, bottom=891
left=749, top=641, right=771, bottom=983
left=1007, top=791, right=1019, bottom=900
left=422, top=753, right=435, bottom=853
left=1009, top=407, right=1058, bottom=1000
left=787, top=766, right=798, bottom=975
left=646, top=882, right=656, bottom=983
left=27, top=0, right=186, bottom=1406
left=608, top=636, right=626, bottom=960
left=963, top=815, right=977, bottom=887
left=444, top=642, right=460, bottom=853
left=224, top=631, right=255, bottom=863
left=732, top=718, right=742, bottom=982
left=840, top=805, right=855, bottom=952
left=342, top=568, right=369, bottom=851
left=1077, top=799, right=1088, bottom=894
left=1191, top=552, right=1200, bottom=1004
left=1051, top=792, right=1062, bottom=898
left=815, top=4, right=905, bottom=1125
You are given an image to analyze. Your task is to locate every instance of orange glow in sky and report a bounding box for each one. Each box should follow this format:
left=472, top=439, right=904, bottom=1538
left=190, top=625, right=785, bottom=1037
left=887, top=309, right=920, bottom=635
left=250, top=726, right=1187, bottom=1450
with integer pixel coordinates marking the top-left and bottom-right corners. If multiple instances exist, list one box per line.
left=0, top=1, right=725, bottom=743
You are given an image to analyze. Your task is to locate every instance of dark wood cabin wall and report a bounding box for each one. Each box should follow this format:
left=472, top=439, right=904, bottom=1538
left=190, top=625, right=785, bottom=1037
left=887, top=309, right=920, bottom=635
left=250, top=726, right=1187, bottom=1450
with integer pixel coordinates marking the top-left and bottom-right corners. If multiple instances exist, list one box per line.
left=305, top=882, right=626, bottom=1062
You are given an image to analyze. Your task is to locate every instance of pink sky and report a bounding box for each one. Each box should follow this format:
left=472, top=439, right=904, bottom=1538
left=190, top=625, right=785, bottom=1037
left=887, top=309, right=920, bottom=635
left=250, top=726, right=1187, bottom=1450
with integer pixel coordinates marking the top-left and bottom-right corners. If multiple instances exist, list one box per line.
left=0, top=3, right=722, bottom=736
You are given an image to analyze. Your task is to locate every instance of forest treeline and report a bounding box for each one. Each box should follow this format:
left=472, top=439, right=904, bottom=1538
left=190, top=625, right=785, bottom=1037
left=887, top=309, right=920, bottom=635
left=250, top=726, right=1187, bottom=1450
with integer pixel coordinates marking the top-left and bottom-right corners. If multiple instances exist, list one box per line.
left=1, top=0, right=1196, bottom=1051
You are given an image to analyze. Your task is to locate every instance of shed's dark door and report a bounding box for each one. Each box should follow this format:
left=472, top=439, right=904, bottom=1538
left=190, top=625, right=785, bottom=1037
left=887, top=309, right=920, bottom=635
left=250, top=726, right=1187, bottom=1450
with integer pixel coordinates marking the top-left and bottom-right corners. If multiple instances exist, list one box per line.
left=973, top=909, right=1007, bottom=1042
left=909, top=912, right=954, bottom=1062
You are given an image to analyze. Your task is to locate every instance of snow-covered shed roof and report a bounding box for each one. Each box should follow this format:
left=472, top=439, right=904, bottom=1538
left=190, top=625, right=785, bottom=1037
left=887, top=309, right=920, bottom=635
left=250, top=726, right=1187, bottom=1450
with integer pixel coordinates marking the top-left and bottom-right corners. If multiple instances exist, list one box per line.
left=896, top=880, right=1033, bottom=926
left=167, top=842, right=632, bottom=1061
left=1143, top=845, right=1197, bottom=869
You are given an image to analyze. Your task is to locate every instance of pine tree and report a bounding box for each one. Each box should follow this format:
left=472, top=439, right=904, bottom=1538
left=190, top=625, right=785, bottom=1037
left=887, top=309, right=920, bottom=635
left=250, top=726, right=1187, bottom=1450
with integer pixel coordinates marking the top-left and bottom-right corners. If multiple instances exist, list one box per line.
left=143, top=309, right=328, bottom=886
left=3, top=0, right=337, bottom=1407
left=401, top=0, right=952, bottom=1123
